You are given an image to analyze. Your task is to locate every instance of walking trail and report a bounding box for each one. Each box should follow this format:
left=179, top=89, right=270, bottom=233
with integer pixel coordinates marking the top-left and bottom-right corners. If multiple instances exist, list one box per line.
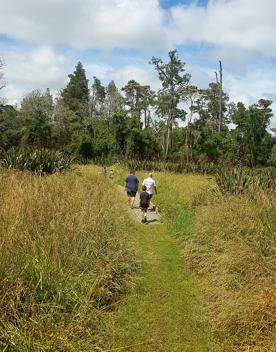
left=118, top=185, right=161, bottom=224
left=106, top=187, right=221, bottom=351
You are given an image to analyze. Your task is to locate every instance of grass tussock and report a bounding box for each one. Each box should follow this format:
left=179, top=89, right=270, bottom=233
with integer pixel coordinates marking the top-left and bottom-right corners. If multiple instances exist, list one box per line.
left=0, top=166, right=136, bottom=351
left=153, top=172, right=275, bottom=351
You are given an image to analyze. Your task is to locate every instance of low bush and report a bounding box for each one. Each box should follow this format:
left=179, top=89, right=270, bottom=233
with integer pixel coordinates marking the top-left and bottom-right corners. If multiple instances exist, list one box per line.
left=216, top=167, right=276, bottom=194
left=0, top=147, right=72, bottom=174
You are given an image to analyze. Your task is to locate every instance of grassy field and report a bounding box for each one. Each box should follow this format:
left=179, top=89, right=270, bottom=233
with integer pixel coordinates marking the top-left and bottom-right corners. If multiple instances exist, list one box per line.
left=1, top=165, right=275, bottom=351
left=0, top=166, right=136, bottom=351
left=149, top=171, right=276, bottom=351
left=112, top=166, right=275, bottom=351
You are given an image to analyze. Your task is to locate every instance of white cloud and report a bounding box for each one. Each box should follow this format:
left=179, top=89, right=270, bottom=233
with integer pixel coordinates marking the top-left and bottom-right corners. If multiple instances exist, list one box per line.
left=1, top=46, right=68, bottom=104
left=0, top=0, right=167, bottom=50
left=1, top=0, right=276, bottom=127
left=85, top=63, right=160, bottom=90
left=1, top=0, right=276, bottom=58
left=168, top=0, right=276, bottom=57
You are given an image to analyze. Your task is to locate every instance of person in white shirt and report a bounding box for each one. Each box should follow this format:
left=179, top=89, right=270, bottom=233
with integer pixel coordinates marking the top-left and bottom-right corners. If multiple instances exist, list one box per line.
left=142, top=173, right=157, bottom=211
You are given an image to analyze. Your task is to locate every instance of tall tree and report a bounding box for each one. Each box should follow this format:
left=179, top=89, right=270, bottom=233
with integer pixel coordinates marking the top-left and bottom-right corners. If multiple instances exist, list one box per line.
left=90, top=76, right=106, bottom=119
left=150, top=50, right=191, bottom=157
left=19, top=89, right=54, bottom=148
left=61, top=62, right=89, bottom=129
left=140, top=85, right=155, bottom=128
left=185, top=85, right=199, bottom=162
left=231, top=99, right=274, bottom=167
left=194, top=82, right=229, bottom=135
left=105, top=80, right=124, bottom=120
left=52, top=97, right=78, bottom=150
left=215, top=60, right=223, bottom=133
left=122, top=80, right=144, bottom=126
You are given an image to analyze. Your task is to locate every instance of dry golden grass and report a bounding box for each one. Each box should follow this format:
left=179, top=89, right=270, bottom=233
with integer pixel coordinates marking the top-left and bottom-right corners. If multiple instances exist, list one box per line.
left=0, top=166, right=136, bottom=351
left=179, top=186, right=276, bottom=351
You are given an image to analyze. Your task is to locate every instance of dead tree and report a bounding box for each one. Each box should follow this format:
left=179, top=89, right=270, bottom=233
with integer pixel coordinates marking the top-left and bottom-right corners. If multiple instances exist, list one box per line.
left=0, top=59, right=5, bottom=91
left=218, top=60, right=223, bottom=133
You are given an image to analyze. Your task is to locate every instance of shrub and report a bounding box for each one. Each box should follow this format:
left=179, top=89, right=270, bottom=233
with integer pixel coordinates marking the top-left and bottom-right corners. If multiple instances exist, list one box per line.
left=0, top=147, right=72, bottom=174
left=216, top=167, right=276, bottom=194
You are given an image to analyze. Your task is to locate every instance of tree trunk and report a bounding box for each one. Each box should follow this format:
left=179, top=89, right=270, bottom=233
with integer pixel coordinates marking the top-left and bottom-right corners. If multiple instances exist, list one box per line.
left=144, top=108, right=147, bottom=128
left=218, top=60, right=223, bottom=133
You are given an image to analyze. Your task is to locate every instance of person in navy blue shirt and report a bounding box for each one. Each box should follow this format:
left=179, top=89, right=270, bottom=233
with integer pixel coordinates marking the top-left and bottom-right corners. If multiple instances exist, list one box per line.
left=125, top=170, right=139, bottom=209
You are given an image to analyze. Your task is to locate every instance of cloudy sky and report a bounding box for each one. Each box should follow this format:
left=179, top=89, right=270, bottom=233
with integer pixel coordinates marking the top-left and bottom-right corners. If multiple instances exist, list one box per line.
left=0, top=0, right=276, bottom=127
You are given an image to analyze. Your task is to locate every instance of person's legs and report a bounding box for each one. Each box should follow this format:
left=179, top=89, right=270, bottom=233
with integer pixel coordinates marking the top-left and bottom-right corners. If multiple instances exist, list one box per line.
left=141, top=209, right=145, bottom=222
left=148, top=194, right=156, bottom=211
left=127, top=191, right=132, bottom=207
left=141, top=208, right=147, bottom=223
left=144, top=208, right=148, bottom=223
left=130, top=191, right=136, bottom=209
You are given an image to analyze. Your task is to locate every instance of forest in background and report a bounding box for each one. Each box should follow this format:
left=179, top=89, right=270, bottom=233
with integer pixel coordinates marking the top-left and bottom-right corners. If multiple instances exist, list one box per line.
left=0, top=50, right=275, bottom=168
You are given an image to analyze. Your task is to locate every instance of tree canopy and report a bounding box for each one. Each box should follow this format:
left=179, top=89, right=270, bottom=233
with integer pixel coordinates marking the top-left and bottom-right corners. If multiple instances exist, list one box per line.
left=0, top=53, right=275, bottom=166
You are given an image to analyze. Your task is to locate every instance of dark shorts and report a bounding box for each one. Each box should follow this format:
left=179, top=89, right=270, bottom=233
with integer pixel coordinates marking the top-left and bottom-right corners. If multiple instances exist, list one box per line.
left=140, top=203, right=149, bottom=211
left=127, top=190, right=137, bottom=197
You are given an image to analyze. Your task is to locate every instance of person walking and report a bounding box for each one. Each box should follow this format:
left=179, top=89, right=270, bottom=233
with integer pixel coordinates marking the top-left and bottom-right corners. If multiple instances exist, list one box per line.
left=140, top=185, right=151, bottom=224
left=142, top=172, right=157, bottom=211
left=102, top=164, right=107, bottom=177
left=109, top=169, right=114, bottom=180
left=125, top=170, right=139, bottom=209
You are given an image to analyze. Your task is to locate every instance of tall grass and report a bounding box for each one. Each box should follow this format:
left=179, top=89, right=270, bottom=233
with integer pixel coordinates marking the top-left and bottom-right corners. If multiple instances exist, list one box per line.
left=124, top=159, right=217, bottom=175
left=0, top=167, right=135, bottom=351
left=188, top=190, right=276, bottom=351
left=153, top=172, right=276, bottom=351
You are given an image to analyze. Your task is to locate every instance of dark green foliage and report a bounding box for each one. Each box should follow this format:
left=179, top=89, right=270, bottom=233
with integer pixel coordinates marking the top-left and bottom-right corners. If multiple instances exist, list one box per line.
left=61, top=61, right=89, bottom=124
left=0, top=56, right=275, bottom=168
left=0, top=147, right=72, bottom=174
left=231, top=100, right=273, bottom=167
left=0, top=105, right=21, bottom=149
left=124, top=159, right=217, bottom=175
left=19, top=89, right=54, bottom=149
left=71, top=133, right=94, bottom=161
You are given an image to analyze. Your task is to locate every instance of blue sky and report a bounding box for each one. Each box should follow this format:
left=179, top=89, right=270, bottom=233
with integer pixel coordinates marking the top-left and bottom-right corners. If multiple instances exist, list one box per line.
left=0, top=0, right=276, bottom=128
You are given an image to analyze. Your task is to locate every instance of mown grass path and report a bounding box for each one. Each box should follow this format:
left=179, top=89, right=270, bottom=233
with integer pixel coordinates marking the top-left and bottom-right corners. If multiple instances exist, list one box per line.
left=107, top=191, right=221, bottom=351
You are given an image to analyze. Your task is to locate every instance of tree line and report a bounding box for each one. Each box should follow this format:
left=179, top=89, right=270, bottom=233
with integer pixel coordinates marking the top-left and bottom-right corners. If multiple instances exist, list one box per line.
left=0, top=50, right=275, bottom=167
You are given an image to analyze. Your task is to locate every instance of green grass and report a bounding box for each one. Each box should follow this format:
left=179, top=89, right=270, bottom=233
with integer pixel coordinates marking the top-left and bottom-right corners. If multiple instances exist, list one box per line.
left=108, top=223, right=221, bottom=351
left=105, top=169, right=221, bottom=351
